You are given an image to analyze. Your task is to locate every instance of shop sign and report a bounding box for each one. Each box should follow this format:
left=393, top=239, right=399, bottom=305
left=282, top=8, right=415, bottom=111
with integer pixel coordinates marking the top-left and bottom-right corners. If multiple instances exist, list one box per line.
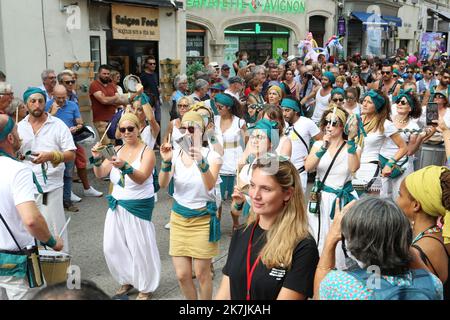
left=112, top=4, right=159, bottom=41
left=186, top=0, right=306, bottom=14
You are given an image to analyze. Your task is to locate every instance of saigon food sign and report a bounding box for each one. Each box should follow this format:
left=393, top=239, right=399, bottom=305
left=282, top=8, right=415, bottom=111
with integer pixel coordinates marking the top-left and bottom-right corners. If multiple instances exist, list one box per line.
left=112, top=4, right=160, bottom=41
left=186, top=0, right=306, bottom=14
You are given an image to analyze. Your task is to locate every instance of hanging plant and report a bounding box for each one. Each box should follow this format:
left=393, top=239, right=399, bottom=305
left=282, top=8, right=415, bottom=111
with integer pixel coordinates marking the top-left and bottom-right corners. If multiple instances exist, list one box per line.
left=186, top=61, right=206, bottom=93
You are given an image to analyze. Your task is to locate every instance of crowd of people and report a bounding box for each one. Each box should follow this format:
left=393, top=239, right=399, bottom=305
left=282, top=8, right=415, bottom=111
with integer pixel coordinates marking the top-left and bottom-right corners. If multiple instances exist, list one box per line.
left=0, top=46, right=450, bottom=300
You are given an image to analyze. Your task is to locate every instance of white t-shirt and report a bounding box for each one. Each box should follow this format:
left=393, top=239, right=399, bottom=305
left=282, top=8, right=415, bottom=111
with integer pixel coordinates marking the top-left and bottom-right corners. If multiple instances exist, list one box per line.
left=0, top=157, right=36, bottom=251
left=215, top=115, right=244, bottom=175
left=380, top=120, right=419, bottom=162
left=18, top=114, right=77, bottom=193
left=286, top=117, right=321, bottom=170
left=173, top=148, right=222, bottom=209
left=141, top=125, right=156, bottom=150
left=312, top=89, right=331, bottom=123
left=361, top=120, right=398, bottom=163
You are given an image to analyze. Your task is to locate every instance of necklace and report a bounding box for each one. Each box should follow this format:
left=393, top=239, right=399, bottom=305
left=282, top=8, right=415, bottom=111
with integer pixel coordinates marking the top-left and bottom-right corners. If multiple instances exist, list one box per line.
left=395, top=116, right=408, bottom=124
left=412, top=224, right=442, bottom=244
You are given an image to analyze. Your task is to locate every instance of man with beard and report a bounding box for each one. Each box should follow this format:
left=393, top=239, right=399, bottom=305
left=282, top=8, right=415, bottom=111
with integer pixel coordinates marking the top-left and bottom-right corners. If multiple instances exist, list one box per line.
left=423, top=68, right=450, bottom=104
left=0, top=114, right=64, bottom=300
left=368, top=64, right=400, bottom=97
left=17, top=87, right=75, bottom=253
left=281, top=96, right=321, bottom=192
left=89, top=65, right=120, bottom=145
left=301, top=71, right=334, bottom=124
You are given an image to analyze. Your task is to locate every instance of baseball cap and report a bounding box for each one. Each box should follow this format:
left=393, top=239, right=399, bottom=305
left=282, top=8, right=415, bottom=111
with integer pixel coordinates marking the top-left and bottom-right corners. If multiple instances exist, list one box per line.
left=228, top=76, right=243, bottom=84
left=210, top=82, right=226, bottom=91
left=208, top=62, right=219, bottom=69
left=221, top=64, right=230, bottom=70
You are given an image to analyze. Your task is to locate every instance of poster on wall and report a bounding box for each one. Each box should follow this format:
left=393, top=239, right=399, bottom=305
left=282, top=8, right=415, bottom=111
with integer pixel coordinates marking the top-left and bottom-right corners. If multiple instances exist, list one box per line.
left=420, top=33, right=445, bottom=60
left=224, top=36, right=239, bottom=77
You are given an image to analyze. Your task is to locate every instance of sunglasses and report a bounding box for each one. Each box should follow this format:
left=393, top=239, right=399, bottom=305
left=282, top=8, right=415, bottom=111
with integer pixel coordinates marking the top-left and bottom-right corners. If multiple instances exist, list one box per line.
left=381, top=71, right=391, bottom=75
left=178, top=104, right=189, bottom=108
left=332, top=98, right=344, bottom=103
left=64, top=80, right=76, bottom=85
left=147, top=62, right=156, bottom=66
left=29, top=98, right=44, bottom=104
left=179, top=126, right=197, bottom=134
left=398, top=100, right=409, bottom=105
left=119, top=126, right=135, bottom=133
left=325, top=119, right=340, bottom=127
left=407, top=71, right=414, bottom=74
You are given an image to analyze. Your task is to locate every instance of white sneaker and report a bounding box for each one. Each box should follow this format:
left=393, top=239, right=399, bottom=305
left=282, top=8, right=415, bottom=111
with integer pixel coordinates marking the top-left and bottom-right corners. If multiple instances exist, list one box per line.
left=71, top=192, right=82, bottom=203
left=83, top=186, right=103, bottom=197
left=164, top=223, right=171, bottom=230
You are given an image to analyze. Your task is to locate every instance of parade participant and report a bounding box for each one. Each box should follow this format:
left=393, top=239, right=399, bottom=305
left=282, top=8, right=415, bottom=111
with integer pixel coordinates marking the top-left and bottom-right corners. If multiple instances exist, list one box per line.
left=0, top=82, right=14, bottom=114
left=353, top=90, right=407, bottom=195
left=4, top=98, right=27, bottom=123
left=379, top=89, right=422, bottom=199
left=158, top=111, right=222, bottom=300
left=131, top=96, right=160, bottom=150
left=260, top=105, right=292, bottom=158
left=369, top=64, right=401, bottom=99
left=18, top=87, right=76, bottom=253
left=163, top=96, right=192, bottom=149
left=303, top=71, right=334, bottom=124
left=91, top=113, right=160, bottom=300
left=215, top=157, right=319, bottom=300
left=315, top=197, right=443, bottom=300
left=281, top=69, right=300, bottom=100
left=0, top=114, right=63, bottom=300
left=397, top=166, right=450, bottom=297
left=282, top=96, right=321, bottom=192
left=305, top=105, right=361, bottom=269
left=205, top=82, right=226, bottom=116
left=38, top=69, right=57, bottom=101
left=343, top=87, right=361, bottom=115
left=330, top=88, right=346, bottom=108
left=266, top=85, right=283, bottom=106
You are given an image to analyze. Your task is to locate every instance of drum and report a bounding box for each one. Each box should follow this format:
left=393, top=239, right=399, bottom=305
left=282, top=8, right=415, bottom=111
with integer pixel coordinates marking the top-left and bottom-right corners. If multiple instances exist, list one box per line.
left=97, top=144, right=117, bottom=161
left=417, top=143, right=446, bottom=169
left=39, top=250, right=71, bottom=285
left=123, top=75, right=141, bottom=93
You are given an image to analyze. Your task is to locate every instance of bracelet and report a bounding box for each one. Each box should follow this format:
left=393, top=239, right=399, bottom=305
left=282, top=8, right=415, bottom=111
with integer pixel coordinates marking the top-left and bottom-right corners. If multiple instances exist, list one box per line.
left=43, top=235, right=57, bottom=248
left=347, top=140, right=357, bottom=154
left=120, top=162, right=134, bottom=175
left=161, top=160, right=172, bottom=172
left=197, top=157, right=210, bottom=173
left=386, top=158, right=396, bottom=168
left=233, top=202, right=244, bottom=211
left=316, top=265, right=334, bottom=271
left=315, top=146, right=327, bottom=159
left=89, top=156, right=104, bottom=167
left=51, top=151, right=64, bottom=167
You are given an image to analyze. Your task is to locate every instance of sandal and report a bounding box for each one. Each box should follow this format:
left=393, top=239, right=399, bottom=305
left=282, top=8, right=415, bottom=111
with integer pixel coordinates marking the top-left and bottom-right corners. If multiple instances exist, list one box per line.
left=136, top=292, right=153, bottom=300
left=113, top=284, right=134, bottom=297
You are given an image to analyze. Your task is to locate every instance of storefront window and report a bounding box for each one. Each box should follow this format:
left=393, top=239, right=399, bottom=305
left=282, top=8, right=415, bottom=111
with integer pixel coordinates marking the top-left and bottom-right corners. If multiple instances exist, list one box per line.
left=187, top=22, right=206, bottom=64
left=90, top=36, right=101, bottom=75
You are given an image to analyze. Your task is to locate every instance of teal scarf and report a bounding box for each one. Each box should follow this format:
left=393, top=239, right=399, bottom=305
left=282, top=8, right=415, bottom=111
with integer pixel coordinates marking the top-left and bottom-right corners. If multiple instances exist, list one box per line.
left=210, top=99, right=219, bottom=116
left=0, top=149, right=43, bottom=194
left=107, top=195, right=155, bottom=222
left=172, top=201, right=221, bottom=242
left=321, top=181, right=356, bottom=219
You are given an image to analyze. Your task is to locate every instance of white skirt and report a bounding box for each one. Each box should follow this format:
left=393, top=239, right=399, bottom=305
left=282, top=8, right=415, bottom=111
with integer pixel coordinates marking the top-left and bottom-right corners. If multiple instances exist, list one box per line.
left=380, top=159, right=414, bottom=200
left=353, top=162, right=381, bottom=193
left=103, top=206, right=161, bottom=293
left=308, top=189, right=359, bottom=270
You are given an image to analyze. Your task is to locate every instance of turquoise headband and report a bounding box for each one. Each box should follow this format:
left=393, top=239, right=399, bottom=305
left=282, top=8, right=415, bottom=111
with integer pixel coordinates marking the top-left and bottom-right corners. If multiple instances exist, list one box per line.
left=331, top=88, right=345, bottom=98
left=281, top=98, right=300, bottom=113
left=393, top=89, right=414, bottom=110
left=365, top=90, right=386, bottom=113
left=23, top=87, right=47, bottom=103
left=0, top=117, right=14, bottom=142
left=215, top=93, right=234, bottom=108
left=251, top=118, right=280, bottom=150
left=323, top=71, right=335, bottom=84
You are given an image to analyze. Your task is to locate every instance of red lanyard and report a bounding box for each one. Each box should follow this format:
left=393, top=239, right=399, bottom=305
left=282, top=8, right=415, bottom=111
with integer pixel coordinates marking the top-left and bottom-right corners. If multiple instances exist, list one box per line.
left=246, top=221, right=261, bottom=301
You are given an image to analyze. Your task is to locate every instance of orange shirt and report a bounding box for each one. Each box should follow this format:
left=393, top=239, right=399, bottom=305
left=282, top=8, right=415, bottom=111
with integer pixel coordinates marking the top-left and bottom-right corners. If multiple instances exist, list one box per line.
left=89, top=80, right=117, bottom=122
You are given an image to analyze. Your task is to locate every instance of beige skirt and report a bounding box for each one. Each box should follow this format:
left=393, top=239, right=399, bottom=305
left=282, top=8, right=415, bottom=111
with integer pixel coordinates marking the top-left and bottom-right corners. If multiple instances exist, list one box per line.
left=169, top=211, right=219, bottom=259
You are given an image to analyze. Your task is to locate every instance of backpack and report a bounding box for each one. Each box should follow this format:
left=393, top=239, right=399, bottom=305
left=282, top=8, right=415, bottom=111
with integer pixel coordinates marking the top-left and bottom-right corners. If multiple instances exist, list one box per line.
left=106, top=109, right=124, bottom=140
left=347, top=268, right=439, bottom=300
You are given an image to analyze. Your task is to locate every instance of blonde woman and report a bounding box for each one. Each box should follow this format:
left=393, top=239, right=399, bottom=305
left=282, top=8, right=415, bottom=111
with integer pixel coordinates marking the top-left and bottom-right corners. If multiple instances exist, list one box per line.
left=215, top=156, right=319, bottom=300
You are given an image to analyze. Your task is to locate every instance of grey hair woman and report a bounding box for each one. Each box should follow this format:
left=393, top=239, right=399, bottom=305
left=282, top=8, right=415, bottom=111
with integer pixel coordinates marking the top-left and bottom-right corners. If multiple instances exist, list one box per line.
left=314, top=196, right=444, bottom=300
left=5, top=98, right=27, bottom=123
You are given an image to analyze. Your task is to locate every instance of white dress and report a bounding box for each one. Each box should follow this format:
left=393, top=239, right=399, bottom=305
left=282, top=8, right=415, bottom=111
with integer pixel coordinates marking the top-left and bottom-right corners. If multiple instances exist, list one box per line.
left=308, top=141, right=359, bottom=270
left=103, top=145, right=161, bottom=293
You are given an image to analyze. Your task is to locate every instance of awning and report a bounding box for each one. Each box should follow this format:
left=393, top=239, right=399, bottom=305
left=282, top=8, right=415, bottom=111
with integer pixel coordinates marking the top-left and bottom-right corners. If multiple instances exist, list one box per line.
left=428, top=8, right=450, bottom=21
left=351, top=12, right=388, bottom=26
left=91, top=0, right=183, bottom=9
left=382, top=15, right=402, bottom=27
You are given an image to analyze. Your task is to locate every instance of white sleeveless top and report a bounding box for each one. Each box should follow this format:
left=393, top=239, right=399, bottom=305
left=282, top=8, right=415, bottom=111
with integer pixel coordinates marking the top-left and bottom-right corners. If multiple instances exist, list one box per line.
left=312, top=89, right=331, bottom=123
left=170, top=119, right=184, bottom=151
left=215, top=115, right=244, bottom=175
left=141, top=125, right=156, bottom=150
left=173, top=147, right=221, bottom=209
left=110, top=145, right=154, bottom=200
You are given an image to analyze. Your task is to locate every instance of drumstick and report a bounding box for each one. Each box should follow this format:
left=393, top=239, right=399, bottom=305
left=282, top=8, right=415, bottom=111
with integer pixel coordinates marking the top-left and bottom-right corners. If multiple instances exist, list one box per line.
left=167, top=132, right=171, bottom=144
left=15, top=106, right=19, bottom=123
left=99, top=122, right=112, bottom=145
left=59, top=217, right=71, bottom=238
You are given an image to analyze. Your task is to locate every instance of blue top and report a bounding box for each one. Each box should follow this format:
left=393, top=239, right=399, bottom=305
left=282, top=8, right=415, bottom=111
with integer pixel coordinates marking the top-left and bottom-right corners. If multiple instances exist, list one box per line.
left=172, top=90, right=185, bottom=103
left=45, top=99, right=81, bottom=128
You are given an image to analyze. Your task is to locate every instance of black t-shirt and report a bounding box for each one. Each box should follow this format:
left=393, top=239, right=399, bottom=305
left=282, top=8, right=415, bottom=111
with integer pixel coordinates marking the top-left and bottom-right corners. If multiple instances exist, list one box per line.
left=140, top=71, right=160, bottom=99
left=222, top=222, right=319, bottom=300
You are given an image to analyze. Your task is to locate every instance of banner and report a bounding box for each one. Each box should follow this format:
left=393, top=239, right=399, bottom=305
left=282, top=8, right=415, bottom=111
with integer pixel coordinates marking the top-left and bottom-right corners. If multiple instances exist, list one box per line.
left=420, top=33, right=446, bottom=60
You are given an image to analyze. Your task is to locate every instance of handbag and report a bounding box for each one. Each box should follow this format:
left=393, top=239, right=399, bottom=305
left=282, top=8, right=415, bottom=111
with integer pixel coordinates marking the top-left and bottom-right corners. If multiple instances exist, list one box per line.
left=0, top=212, right=44, bottom=288
left=378, top=155, right=408, bottom=179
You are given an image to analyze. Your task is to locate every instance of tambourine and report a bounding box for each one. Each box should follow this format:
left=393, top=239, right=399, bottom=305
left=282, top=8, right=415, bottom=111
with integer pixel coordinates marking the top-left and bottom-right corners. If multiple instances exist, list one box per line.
left=123, top=74, right=142, bottom=93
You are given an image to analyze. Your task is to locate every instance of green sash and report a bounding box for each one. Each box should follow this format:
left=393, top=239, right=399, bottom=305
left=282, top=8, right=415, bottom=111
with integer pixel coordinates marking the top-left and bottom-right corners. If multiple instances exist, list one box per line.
left=107, top=195, right=155, bottom=222
left=172, top=201, right=221, bottom=242
left=322, top=181, right=356, bottom=219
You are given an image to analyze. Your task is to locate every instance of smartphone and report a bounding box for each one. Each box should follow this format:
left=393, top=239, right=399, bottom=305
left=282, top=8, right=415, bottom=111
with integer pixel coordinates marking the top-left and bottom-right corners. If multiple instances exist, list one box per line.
left=426, top=102, right=439, bottom=126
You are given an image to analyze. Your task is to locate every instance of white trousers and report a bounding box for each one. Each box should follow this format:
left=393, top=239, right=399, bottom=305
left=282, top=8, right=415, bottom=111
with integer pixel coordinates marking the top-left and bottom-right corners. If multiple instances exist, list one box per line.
left=0, top=276, right=42, bottom=300
left=103, top=206, right=161, bottom=293
left=36, top=187, right=69, bottom=254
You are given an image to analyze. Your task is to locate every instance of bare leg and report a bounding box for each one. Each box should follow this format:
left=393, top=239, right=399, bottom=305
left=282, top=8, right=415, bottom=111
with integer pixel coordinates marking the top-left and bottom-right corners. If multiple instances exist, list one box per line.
left=193, top=258, right=213, bottom=300
left=172, top=256, right=198, bottom=300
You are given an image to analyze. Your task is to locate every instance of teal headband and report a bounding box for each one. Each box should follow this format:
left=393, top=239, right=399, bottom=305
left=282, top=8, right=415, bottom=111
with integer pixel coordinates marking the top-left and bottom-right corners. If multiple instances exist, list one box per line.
left=23, top=87, right=47, bottom=103
left=133, top=92, right=151, bottom=105
left=251, top=118, right=280, bottom=150
left=323, top=71, right=335, bottom=84
left=0, top=117, right=14, bottom=142
left=215, top=93, right=234, bottom=108
left=393, top=89, right=415, bottom=110
left=281, top=98, right=300, bottom=113
left=365, top=90, right=386, bottom=113
left=331, top=88, right=345, bottom=98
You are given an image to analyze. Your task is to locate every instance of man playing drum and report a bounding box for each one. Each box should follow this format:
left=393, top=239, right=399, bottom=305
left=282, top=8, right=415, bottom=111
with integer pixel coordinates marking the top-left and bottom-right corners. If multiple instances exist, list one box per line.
left=0, top=114, right=63, bottom=300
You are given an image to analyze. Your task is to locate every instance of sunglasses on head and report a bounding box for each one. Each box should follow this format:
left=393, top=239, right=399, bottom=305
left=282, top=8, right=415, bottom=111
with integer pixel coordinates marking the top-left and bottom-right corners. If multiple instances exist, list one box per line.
left=179, top=126, right=197, bottom=134
left=119, top=126, right=135, bottom=133
left=332, top=98, right=344, bottom=103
